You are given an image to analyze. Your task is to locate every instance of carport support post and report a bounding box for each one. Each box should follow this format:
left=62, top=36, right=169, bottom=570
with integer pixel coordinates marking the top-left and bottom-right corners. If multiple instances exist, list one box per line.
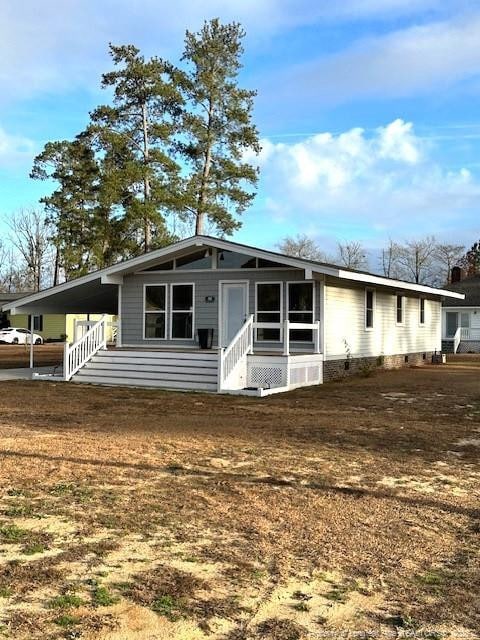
left=29, top=314, right=34, bottom=369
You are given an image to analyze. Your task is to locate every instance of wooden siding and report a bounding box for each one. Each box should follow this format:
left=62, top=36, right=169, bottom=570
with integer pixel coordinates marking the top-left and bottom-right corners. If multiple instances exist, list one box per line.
left=121, top=269, right=319, bottom=349
left=324, top=280, right=441, bottom=359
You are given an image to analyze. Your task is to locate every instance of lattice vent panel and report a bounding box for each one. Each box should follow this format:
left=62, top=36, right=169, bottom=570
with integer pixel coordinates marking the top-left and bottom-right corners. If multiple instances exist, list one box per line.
left=249, top=366, right=285, bottom=388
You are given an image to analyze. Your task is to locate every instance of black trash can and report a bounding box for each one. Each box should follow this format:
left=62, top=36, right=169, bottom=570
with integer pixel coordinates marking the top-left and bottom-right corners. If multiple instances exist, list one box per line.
left=197, top=328, right=214, bottom=349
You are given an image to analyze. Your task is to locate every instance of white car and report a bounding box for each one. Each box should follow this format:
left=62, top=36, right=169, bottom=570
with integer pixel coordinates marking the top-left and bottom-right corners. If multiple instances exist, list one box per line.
left=0, top=328, right=43, bottom=345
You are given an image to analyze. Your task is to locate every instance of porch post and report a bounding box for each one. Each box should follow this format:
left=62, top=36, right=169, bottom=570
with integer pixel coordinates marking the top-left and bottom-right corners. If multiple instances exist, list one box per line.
left=29, top=313, right=34, bottom=369
left=283, top=319, right=290, bottom=356
left=116, top=284, right=123, bottom=347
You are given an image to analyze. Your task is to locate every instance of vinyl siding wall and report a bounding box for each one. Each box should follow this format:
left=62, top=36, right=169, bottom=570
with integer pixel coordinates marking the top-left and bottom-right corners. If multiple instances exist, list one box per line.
left=121, top=269, right=320, bottom=349
left=12, top=314, right=66, bottom=340
left=324, top=280, right=441, bottom=360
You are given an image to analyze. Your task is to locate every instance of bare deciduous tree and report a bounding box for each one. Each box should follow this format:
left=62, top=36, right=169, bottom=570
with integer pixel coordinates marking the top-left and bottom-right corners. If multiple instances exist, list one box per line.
left=394, top=236, right=438, bottom=285
left=8, top=209, right=54, bottom=292
left=435, top=243, right=465, bottom=284
left=337, top=241, right=368, bottom=270
left=276, top=234, right=328, bottom=261
left=379, top=239, right=400, bottom=278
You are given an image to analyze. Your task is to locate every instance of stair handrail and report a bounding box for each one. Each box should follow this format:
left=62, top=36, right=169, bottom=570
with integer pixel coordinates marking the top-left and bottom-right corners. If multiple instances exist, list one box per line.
left=453, top=326, right=461, bottom=354
left=218, top=314, right=254, bottom=391
left=64, top=314, right=108, bottom=381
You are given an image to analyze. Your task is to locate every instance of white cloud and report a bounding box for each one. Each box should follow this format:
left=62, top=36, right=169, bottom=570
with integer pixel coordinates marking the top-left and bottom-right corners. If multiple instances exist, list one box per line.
left=250, top=120, right=480, bottom=244
left=0, top=126, right=35, bottom=168
left=0, top=0, right=464, bottom=103
left=274, top=14, right=480, bottom=105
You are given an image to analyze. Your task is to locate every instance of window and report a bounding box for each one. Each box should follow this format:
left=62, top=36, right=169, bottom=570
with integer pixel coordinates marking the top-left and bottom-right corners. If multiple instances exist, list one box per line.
left=365, top=289, right=374, bottom=329
left=29, top=315, right=43, bottom=331
left=256, top=283, right=282, bottom=341
left=144, top=285, right=167, bottom=339
left=217, top=251, right=256, bottom=269
left=176, top=250, right=211, bottom=270
left=171, top=284, right=194, bottom=339
left=396, top=295, right=404, bottom=324
left=419, top=298, right=425, bottom=325
left=288, top=282, right=314, bottom=341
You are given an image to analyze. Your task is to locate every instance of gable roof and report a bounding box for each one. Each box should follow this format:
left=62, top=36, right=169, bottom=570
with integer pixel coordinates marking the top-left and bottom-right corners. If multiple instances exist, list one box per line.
left=443, top=274, right=480, bottom=307
left=2, top=235, right=464, bottom=313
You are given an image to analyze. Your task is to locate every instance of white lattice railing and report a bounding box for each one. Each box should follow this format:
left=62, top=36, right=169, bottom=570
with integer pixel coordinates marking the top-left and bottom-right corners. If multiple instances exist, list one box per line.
left=64, top=315, right=107, bottom=380
left=218, top=315, right=254, bottom=391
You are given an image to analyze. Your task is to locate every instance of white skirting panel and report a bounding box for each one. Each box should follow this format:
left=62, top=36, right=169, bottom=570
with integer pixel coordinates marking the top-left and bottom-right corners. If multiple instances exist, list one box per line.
left=246, top=353, right=323, bottom=391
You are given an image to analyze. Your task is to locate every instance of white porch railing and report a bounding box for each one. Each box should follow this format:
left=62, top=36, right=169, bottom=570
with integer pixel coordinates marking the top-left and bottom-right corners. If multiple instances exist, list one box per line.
left=64, top=315, right=108, bottom=381
left=453, top=327, right=461, bottom=354
left=253, top=319, right=322, bottom=355
left=460, top=327, right=480, bottom=341
left=218, top=315, right=254, bottom=391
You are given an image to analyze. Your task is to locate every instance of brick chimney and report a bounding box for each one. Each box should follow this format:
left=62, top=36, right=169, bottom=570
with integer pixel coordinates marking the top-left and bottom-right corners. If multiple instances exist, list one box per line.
left=451, top=266, right=463, bottom=283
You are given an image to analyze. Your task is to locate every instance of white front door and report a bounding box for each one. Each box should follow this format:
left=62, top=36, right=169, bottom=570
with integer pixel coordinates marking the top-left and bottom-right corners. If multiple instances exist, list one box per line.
left=220, top=282, right=248, bottom=347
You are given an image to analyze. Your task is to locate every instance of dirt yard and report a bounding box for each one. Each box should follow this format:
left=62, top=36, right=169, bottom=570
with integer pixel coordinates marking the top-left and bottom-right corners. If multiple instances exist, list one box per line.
left=0, top=344, right=64, bottom=369
left=0, top=359, right=478, bottom=639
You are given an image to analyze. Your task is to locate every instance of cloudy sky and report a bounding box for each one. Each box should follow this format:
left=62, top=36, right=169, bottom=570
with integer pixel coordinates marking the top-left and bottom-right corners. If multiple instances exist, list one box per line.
left=1, top=0, right=480, bottom=254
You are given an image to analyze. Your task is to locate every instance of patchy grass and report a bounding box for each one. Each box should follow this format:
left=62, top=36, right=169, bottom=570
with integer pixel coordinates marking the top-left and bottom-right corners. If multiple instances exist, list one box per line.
left=0, top=359, right=478, bottom=638
left=0, top=343, right=63, bottom=369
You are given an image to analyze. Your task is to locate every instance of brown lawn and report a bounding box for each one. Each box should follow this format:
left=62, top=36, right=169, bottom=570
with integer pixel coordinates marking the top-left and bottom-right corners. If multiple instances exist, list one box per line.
left=0, top=359, right=478, bottom=639
left=0, top=344, right=64, bottom=370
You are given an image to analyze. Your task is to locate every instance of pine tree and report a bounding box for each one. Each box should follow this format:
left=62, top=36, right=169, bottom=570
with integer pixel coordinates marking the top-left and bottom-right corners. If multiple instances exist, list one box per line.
left=462, top=240, right=480, bottom=275
left=88, top=44, right=182, bottom=252
left=177, top=19, right=260, bottom=236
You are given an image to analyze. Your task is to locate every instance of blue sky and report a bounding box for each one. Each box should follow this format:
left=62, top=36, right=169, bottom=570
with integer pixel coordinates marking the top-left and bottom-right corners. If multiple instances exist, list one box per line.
left=1, top=0, right=480, bottom=256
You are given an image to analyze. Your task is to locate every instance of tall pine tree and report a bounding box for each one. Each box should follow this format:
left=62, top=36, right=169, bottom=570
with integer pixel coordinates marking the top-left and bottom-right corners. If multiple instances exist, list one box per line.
left=88, top=44, right=182, bottom=252
left=177, top=19, right=260, bottom=235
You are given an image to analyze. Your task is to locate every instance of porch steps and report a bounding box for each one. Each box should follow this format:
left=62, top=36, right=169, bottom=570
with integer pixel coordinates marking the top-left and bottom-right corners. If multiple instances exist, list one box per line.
left=72, top=349, right=218, bottom=392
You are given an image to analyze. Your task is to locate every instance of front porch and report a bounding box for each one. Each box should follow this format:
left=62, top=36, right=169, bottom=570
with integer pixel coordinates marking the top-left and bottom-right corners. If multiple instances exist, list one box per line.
left=38, top=314, right=323, bottom=396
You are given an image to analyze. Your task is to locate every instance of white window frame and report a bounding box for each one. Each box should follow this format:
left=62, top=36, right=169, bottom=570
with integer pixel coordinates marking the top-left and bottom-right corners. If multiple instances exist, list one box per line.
left=365, top=288, right=375, bottom=331
left=419, top=297, right=426, bottom=326
left=143, top=284, right=167, bottom=340
left=395, top=293, right=405, bottom=326
left=169, top=282, right=195, bottom=341
left=287, top=280, right=315, bottom=343
left=255, top=281, right=283, bottom=343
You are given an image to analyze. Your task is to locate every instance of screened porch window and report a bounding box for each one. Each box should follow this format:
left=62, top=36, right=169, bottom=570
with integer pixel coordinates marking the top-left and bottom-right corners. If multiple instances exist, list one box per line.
left=256, top=283, right=281, bottom=341
left=144, top=285, right=166, bottom=339
left=171, top=284, right=194, bottom=339
left=288, top=282, right=313, bottom=341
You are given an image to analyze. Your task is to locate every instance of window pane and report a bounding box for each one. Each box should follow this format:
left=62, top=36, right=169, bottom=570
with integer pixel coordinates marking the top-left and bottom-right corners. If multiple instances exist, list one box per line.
left=290, top=329, right=313, bottom=342
left=145, top=313, right=165, bottom=338
left=172, top=312, right=193, bottom=339
left=396, top=296, right=403, bottom=323
left=172, top=285, right=193, bottom=310
left=257, top=283, right=281, bottom=311
left=144, top=260, right=174, bottom=271
left=288, top=312, right=313, bottom=324
left=257, top=312, right=280, bottom=323
left=289, top=283, right=313, bottom=311
left=217, top=251, right=256, bottom=268
left=176, top=251, right=211, bottom=270
left=145, top=286, right=165, bottom=311
left=258, top=328, right=280, bottom=341
left=258, top=258, right=284, bottom=268
left=366, top=309, right=373, bottom=328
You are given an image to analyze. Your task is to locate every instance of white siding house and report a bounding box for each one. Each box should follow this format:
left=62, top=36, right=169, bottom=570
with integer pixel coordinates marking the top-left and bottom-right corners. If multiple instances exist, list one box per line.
left=2, top=236, right=462, bottom=395
left=442, top=273, right=480, bottom=353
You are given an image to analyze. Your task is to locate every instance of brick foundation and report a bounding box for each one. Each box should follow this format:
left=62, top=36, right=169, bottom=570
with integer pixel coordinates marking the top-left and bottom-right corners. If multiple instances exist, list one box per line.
left=323, top=351, right=435, bottom=382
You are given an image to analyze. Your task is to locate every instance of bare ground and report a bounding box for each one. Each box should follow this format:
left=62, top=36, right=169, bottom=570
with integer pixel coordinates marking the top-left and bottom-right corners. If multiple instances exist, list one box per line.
left=0, top=345, right=64, bottom=370
left=0, top=358, right=478, bottom=639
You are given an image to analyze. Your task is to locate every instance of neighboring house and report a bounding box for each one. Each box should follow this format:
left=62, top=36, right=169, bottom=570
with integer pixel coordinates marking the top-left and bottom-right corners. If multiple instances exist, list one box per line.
left=2, top=235, right=463, bottom=395
left=0, top=292, right=116, bottom=343
left=442, top=271, right=480, bottom=353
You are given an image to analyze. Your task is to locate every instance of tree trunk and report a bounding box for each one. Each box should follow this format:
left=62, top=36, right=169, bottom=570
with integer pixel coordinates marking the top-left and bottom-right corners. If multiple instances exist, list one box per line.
left=142, top=103, right=151, bottom=252
left=196, top=98, right=214, bottom=236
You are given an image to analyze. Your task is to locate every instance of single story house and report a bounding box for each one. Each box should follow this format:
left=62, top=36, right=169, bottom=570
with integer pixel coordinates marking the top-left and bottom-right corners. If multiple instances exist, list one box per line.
left=0, top=292, right=116, bottom=343
left=2, top=235, right=463, bottom=396
left=442, top=270, right=480, bottom=353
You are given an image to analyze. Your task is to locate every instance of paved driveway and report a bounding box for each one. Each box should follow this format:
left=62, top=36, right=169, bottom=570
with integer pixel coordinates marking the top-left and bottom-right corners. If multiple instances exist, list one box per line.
left=0, top=366, right=62, bottom=381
